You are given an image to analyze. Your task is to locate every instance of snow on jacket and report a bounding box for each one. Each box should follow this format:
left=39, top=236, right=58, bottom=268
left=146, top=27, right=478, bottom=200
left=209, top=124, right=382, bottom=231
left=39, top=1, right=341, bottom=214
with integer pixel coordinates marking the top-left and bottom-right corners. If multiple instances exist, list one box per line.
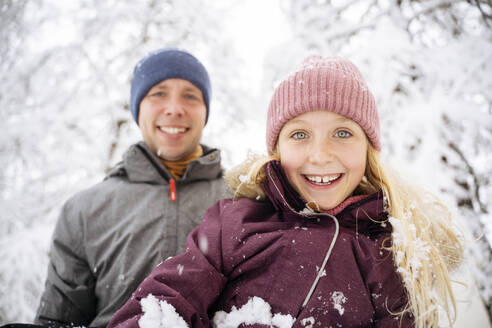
left=35, top=142, right=230, bottom=328
left=108, top=160, right=414, bottom=328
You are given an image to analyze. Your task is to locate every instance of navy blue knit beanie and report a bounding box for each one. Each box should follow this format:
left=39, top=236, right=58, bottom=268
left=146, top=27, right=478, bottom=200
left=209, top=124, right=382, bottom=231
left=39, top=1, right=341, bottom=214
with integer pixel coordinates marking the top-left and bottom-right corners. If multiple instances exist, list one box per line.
left=130, top=48, right=211, bottom=124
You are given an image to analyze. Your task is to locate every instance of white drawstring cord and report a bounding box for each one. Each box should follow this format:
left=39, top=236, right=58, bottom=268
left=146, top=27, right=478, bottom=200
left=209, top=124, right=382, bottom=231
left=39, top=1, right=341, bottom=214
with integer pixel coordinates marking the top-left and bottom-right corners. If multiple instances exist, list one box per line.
left=299, top=213, right=340, bottom=311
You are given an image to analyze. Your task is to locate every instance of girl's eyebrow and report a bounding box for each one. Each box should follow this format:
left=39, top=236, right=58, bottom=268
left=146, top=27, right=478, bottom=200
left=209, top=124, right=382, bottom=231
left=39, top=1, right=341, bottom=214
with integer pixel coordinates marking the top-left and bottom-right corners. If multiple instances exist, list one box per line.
left=286, top=116, right=355, bottom=126
left=284, top=118, right=306, bottom=125
left=332, top=116, right=355, bottom=124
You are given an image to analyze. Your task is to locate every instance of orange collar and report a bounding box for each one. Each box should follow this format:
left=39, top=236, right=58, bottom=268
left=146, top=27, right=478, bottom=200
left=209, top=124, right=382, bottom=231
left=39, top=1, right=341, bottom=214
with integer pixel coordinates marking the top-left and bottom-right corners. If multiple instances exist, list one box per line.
left=160, top=145, right=203, bottom=179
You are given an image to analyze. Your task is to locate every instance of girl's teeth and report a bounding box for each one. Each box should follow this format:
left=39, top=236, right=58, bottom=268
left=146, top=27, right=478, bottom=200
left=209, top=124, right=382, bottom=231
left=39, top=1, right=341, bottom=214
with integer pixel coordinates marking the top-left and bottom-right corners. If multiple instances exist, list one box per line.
left=306, top=175, right=340, bottom=184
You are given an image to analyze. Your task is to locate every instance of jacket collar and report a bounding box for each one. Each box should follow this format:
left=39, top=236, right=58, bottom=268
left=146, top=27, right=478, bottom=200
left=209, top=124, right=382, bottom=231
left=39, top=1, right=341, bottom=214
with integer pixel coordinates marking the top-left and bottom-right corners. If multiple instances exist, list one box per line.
left=261, top=160, right=390, bottom=237
left=108, top=141, right=223, bottom=184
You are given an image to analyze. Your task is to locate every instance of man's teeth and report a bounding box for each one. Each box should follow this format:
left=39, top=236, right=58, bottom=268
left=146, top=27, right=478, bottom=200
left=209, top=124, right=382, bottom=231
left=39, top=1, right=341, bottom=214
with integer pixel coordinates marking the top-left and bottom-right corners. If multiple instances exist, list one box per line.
left=159, top=127, right=186, bottom=134
left=306, top=174, right=340, bottom=184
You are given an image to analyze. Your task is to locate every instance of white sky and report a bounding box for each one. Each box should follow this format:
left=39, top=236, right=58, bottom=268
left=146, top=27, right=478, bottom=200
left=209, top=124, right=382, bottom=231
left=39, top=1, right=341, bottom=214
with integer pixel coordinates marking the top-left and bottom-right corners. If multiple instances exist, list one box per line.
left=224, top=0, right=291, bottom=95
left=208, top=0, right=293, bottom=158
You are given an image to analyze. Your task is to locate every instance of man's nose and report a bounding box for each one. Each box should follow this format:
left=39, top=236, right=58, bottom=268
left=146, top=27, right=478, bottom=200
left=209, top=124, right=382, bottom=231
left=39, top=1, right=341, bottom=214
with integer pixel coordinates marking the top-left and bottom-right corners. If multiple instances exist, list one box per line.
left=163, top=95, right=185, bottom=116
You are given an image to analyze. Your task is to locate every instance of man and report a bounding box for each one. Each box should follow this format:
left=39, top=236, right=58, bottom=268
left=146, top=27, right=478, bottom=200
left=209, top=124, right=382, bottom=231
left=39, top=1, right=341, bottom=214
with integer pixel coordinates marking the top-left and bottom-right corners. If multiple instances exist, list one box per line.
left=35, top=48, right=230, bottom=327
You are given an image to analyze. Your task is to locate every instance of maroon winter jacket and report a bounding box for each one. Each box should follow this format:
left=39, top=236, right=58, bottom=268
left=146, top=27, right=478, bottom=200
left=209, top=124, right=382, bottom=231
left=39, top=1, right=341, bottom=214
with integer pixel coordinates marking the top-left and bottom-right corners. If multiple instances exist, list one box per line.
left=108, top=161, right=414, bottom=327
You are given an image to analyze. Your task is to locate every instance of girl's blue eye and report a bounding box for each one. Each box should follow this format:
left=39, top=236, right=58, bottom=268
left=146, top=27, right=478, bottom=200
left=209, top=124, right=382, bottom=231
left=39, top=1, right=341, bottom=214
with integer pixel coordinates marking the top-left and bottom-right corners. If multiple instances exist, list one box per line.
left=292, top=131, right=308, bottom=139
left=335, top=130, right=352, bottom=138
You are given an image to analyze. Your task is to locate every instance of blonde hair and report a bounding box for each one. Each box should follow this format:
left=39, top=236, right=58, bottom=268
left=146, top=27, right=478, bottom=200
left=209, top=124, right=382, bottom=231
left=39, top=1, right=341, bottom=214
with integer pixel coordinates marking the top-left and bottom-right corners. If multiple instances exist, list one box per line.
left=225, top=145, right=464, bottom=328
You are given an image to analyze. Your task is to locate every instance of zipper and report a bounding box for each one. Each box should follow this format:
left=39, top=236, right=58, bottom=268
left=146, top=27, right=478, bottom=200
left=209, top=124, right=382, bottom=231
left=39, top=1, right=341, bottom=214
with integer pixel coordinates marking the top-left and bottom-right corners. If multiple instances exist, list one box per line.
left=133, top=144, right=178, bottom=202
left=169, top=178, right=177, bottom=202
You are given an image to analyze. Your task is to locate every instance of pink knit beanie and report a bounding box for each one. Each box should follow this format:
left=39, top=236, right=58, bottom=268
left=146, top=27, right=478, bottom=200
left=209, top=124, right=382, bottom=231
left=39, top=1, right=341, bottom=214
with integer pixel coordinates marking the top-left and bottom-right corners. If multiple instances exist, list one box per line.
left=266, top=55, right=380, bottom=154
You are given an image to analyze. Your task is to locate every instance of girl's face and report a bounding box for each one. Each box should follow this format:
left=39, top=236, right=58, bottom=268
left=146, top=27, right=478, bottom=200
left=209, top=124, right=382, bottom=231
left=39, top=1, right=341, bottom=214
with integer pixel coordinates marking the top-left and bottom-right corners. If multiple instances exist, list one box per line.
left=278, top=111, right=368, bottom=211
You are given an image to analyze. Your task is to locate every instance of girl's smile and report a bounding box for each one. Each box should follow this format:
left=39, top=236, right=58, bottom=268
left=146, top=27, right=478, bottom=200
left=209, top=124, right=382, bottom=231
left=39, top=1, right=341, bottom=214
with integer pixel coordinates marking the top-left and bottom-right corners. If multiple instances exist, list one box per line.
left=277, top=110, right=368, bottom=211
left=303, top=173, right=343, bottom=186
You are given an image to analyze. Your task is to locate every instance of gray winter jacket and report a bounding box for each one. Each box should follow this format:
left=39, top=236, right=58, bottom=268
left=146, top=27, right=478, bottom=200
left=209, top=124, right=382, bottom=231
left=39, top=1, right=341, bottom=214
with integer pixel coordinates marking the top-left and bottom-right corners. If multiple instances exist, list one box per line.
left=35, top=142, right=230, bottom=327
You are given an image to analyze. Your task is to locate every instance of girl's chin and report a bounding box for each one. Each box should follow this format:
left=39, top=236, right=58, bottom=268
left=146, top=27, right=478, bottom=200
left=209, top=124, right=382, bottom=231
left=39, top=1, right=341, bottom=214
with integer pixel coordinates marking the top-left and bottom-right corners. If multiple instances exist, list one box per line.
left=302, top=196, right=344, bottom=212
left=318, top=202, right=342, bottom=211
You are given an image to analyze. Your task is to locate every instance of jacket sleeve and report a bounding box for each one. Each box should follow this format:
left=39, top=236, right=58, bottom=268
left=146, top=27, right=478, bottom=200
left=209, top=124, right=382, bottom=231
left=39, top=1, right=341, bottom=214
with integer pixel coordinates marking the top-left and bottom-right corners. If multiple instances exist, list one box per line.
left=358, top=236, right=415, bottom=328
left=35, top=199, right=97, bottom=327
left=108, top=200, right=228, bottom=328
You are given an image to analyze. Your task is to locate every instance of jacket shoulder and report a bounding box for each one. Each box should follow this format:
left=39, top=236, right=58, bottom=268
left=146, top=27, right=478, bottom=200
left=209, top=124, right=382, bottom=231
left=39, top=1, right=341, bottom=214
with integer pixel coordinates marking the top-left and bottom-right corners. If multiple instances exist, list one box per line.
left=209, top=197, right=275, bottom=220
left=71, top=173, right=127, bottom=201
left=57, top=173, right=131, bottom=227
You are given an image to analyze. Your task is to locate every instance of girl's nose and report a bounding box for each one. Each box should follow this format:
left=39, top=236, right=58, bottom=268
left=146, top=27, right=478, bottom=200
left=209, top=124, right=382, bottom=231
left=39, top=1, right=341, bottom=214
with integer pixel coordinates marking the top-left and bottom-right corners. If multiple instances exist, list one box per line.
left=308, top=141, right=335, bottom=165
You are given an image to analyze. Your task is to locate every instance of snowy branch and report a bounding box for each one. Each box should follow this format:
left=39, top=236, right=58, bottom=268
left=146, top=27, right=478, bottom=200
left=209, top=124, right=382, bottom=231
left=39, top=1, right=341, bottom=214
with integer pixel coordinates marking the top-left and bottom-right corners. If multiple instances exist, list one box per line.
left=447, top=141, right=488, bottom=214
left=474, top=0, right=492, bottom=26
left=323, top=22, right=379, bottom=42
left=407, top=0, right=462, bottom=20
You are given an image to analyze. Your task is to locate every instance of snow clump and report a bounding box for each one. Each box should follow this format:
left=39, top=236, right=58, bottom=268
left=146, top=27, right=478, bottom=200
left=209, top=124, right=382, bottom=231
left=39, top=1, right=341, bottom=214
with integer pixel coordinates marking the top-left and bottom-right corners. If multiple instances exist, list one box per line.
left=389, top=216, right=431, bottom=283
left=212, top=296, right=295, bottom=328
left=300, top=316, right=315, bottom=327
left=330, top=291, right=347, bottom=315
left=138, top=294, right=188, bottom=328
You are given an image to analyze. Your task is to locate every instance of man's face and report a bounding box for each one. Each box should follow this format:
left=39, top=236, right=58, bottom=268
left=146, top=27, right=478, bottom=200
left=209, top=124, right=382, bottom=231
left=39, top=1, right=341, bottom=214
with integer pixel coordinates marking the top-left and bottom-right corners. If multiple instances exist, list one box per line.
left=138, top=78, right=207, bottom=161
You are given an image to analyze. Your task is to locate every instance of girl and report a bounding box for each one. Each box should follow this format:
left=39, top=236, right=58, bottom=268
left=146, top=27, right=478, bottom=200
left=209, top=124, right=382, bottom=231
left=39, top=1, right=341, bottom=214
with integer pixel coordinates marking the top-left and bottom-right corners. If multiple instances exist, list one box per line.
left=109, top=56, right=463, bottom=328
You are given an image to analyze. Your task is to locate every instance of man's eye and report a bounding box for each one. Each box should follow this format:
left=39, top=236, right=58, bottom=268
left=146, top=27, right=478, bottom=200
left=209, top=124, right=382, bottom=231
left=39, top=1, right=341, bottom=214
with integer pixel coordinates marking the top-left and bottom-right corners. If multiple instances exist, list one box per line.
left=184, top=94, right=198, bottom=100
left=292, top=132, right=308, bottom=139
left=335, top=130, right=352, bottom=138
left=150, top=92, right=165, bottom=97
